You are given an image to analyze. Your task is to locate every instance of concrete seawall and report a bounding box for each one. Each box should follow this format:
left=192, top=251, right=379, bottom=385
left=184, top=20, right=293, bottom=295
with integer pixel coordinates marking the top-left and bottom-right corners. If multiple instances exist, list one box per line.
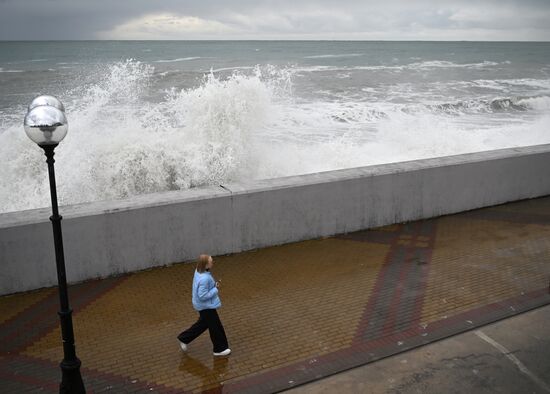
left=1, top=144, right=550, bottom=295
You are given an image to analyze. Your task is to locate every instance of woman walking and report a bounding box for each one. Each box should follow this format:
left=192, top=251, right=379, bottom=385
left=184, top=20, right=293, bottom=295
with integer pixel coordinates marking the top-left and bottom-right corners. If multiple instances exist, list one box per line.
left=178, top=254, right=231, bottom=356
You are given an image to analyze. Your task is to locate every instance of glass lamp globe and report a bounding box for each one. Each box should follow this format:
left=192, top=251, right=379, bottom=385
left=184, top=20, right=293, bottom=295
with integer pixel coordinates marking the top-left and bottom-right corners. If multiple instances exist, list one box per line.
left=28, top=95, right=65, bottom=112
left=24, top=106, right=68, bottom=146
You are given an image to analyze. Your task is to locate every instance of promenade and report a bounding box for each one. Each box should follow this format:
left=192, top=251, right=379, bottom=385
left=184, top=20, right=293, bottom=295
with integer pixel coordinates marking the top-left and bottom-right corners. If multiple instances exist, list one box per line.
left=1, top=196, right=549, bottom=393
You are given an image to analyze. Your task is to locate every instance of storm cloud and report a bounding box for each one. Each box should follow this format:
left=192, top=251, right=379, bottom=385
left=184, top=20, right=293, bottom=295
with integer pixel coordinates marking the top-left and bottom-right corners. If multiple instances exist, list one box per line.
left=1, top=0, right=549, bottom=40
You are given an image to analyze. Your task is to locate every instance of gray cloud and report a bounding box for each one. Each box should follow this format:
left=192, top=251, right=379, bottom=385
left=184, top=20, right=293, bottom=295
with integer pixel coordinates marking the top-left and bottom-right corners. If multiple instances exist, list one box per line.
left=1, top=0, right=549, bottom=40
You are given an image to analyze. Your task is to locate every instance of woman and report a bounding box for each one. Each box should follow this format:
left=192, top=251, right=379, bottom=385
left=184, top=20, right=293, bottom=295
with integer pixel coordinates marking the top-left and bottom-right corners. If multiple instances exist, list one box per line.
left=178, top=254, right=231, bottom=356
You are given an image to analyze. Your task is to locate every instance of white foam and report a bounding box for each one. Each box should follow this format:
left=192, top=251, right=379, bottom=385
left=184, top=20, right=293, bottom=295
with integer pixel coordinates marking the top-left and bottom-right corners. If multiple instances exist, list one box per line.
left=0, top=61, right=286, bottom=212
left=408, top=60, right=499, bottom=69
left=209, top=66, right=255, bottom=73
left=497, top=78, right=550, bottom=90
left=253, top=109, right=550, bottom=179
left=470, top=79, right=509, bottom=91
left=291, top=60, right=502, bottom=74
left=1, top=60, right=549, bottom=213
left=153, top=57, right=203, bottom=63
left=517, top=96, right=550, bottom=110
left=304, top=53, right=364, bottom=59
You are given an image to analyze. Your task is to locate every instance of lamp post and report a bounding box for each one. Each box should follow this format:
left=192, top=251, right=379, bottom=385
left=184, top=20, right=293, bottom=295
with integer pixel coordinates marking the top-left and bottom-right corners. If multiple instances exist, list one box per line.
left=24, top=95, right=86, bottom=394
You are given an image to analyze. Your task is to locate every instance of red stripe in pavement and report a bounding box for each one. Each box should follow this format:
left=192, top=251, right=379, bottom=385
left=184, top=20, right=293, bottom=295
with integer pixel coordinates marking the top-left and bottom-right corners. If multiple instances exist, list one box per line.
left=1, top=276, right=128, bottom=354
left=409, top=221, right=437, bottom=327
left=380, top=223, right=423, bottom=337
left=0, top=281, right=99, bottom=351
left=351, top=226, right=403, bottom=345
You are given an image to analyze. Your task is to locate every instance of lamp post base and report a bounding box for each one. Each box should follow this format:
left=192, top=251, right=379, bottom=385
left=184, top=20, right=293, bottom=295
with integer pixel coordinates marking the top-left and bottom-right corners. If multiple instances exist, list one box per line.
left=60, top=358, right=85, bottom=394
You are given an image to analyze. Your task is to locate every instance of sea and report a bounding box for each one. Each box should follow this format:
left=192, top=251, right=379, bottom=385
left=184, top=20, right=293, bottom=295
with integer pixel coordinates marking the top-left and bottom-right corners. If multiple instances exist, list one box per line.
left=1, top=41, right=549, bottom=213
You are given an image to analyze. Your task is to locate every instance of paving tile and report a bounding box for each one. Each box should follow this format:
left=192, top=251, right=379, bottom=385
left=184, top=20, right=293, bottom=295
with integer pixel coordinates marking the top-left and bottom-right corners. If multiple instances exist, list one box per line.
left=1, top=197, right=550, bottom=393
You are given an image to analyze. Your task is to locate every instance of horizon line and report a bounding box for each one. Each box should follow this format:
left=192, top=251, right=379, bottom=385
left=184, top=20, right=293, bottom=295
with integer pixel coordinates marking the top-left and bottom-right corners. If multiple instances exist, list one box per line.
left=1, top=39, right=550, bottom=43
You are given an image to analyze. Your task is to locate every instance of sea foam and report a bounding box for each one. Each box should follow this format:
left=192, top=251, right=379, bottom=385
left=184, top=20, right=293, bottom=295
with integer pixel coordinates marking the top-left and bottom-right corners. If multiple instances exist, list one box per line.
left=0, top=59, right=549, bottom=213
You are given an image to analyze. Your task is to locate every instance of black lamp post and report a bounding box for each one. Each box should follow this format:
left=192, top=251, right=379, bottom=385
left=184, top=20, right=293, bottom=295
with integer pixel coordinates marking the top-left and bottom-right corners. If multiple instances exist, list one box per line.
left=24, top=96, right=86, bottom=394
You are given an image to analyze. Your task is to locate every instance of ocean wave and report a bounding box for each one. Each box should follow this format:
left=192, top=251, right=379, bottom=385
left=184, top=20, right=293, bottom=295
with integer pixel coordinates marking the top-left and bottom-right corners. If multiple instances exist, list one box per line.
left=429, top=95, right=550, bottom=114
left=156, top=70, right=181, bottom=77
left=293, top=60, right=502, bottom=74
left=1, top=60, right=549, bottom=214
left=495, top=78, right=550, bottom=90
left=0, top=68, right=24, bottom=73
left=516, top=96, right=550, bottom=111
left=304, top=53, right=364, bottom=59
left=0, top=60, right=292, bottom=213
left=440, top=78, right=550, bottom=92
left=153, top=57, right=203, bottom=63
left=408, top=60, right=499, bottom=69
left=6, top=59, right=48, bottom=64
left=210, top=66, right=255, bottom=73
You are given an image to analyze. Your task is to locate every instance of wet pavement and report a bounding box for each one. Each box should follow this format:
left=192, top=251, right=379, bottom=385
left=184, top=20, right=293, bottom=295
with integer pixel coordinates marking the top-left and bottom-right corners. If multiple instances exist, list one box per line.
left=288, top=304, right=550, bottom=394
left=1, top=197, right=549, bottom=393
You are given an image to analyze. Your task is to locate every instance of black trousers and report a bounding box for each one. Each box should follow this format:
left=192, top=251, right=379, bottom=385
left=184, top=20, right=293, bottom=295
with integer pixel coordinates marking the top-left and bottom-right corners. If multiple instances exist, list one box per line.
left=178, top=309, right=229, bottom=353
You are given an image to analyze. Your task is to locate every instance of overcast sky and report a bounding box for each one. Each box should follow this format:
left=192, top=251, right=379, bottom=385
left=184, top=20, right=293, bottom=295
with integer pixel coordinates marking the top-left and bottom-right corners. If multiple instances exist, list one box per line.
left=1, top=0, right=549, bottom=41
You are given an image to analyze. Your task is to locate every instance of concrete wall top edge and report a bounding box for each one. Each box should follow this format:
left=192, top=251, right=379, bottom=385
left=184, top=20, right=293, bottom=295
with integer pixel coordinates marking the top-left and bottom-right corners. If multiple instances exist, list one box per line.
left=222, top=144, right=550, bottom=194
left=2, top=143, right=549, bottom=228
left=0, top=185, right=231, bottom=228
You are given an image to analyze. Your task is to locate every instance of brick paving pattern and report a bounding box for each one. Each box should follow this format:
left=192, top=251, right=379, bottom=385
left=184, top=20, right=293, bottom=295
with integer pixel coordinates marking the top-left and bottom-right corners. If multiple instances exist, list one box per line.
left=1, top=197, right=549, bottom=393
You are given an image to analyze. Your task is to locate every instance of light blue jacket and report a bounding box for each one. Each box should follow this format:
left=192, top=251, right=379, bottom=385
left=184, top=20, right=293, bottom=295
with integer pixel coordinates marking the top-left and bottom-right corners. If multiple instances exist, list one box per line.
left=192, top=270, right=222, bottom=311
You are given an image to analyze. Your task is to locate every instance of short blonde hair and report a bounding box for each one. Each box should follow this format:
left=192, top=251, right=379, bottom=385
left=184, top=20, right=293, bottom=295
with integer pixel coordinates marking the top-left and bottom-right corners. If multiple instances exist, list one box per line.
left=196, top=254, right=211, bottom=273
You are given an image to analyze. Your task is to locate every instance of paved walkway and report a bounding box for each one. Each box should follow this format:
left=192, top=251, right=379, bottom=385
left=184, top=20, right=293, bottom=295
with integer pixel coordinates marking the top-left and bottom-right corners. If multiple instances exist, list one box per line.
left=1, top=197, right=550, bottom=393
left=289, top=304, right=550, bottom=394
